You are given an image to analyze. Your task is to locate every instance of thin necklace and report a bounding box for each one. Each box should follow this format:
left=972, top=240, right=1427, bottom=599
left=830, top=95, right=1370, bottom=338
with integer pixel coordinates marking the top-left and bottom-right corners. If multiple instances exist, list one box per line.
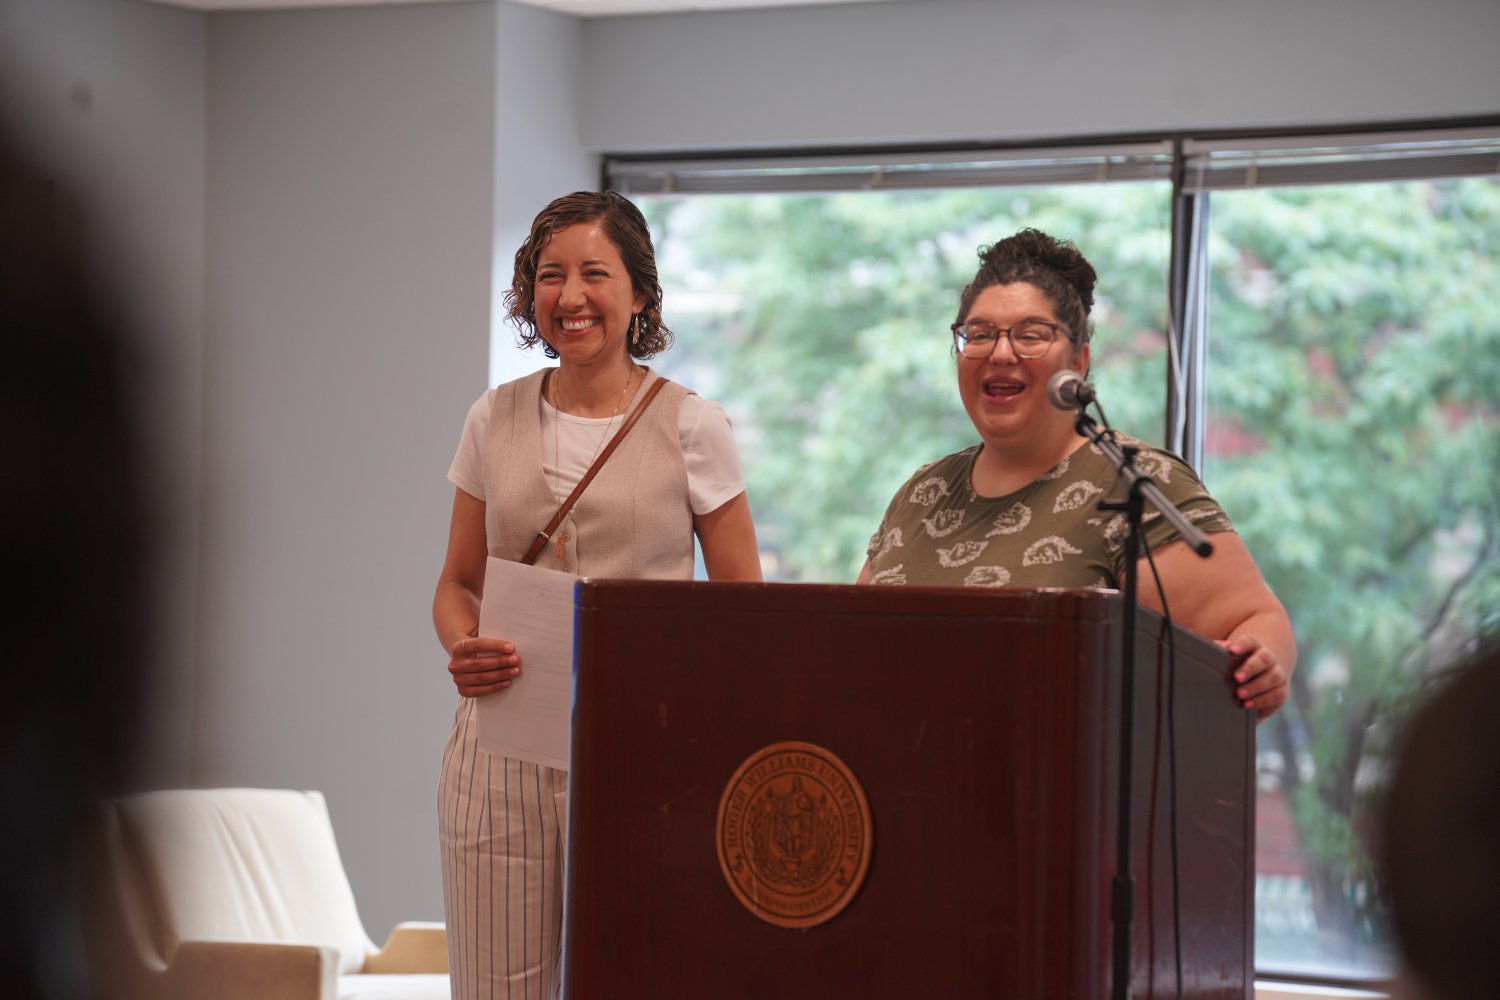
left=549, top=365, right=635, bottom=566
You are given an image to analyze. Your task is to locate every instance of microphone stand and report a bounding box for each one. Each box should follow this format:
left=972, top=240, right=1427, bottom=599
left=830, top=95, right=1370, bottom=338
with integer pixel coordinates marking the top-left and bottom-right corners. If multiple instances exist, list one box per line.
left=1070, top=406, right=1212, bottom=1000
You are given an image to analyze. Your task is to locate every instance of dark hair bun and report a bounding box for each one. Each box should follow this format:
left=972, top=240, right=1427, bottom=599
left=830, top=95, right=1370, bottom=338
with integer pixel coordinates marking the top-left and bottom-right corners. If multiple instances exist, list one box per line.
left=979, top=228, right=1096, bottom=316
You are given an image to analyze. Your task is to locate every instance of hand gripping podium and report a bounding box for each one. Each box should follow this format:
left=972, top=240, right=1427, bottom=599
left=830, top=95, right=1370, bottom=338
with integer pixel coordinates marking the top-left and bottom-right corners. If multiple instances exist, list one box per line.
left=564, top=582, right=1253, bottom=998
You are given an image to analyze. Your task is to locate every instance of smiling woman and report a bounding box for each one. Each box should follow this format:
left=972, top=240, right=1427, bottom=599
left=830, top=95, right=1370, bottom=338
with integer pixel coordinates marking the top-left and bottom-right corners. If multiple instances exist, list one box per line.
left=856, top=228, right=1297, bottom=720
left=430, top=191, right=762, bottom=1000
left=953, top=281, right=1092, bottom=497
left=533, top=222, right=647, bottom=375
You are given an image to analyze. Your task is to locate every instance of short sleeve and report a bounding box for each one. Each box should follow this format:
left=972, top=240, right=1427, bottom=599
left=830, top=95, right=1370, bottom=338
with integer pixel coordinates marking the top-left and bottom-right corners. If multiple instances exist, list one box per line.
left=447, top=390, right=492, bottom=500
left=865, top=455, right=946, bottom=562
left=1136, top=448, right=1235, bottom=558
left=866, top=485, right=905, bottom=561
left=680, top=394, right=747, bottom=515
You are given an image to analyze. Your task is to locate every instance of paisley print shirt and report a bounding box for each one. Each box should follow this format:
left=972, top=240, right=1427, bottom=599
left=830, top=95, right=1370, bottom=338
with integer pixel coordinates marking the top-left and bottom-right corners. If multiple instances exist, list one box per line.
left=865, top=437, right=1233, bottom=589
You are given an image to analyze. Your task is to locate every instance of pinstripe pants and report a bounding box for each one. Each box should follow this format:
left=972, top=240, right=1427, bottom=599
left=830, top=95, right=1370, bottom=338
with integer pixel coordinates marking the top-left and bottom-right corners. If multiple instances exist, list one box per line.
left=438, top=698, right=568, bottom=1000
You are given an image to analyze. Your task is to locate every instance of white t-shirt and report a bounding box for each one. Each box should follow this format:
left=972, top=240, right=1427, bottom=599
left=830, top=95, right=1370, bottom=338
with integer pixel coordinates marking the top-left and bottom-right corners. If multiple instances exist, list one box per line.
left=448, top=384, right=746, bottom=516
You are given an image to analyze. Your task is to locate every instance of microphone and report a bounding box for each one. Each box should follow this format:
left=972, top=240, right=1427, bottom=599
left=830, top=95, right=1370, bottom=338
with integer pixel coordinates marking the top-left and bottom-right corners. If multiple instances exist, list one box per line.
left=1047, top=370, right=1097, bottom=411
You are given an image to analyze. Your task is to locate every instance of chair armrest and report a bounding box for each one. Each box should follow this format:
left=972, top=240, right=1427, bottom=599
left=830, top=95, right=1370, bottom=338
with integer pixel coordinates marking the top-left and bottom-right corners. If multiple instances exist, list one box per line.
left=165, top=939, right=339, bottom=1000
left=363, top=922, right=448, bottom=974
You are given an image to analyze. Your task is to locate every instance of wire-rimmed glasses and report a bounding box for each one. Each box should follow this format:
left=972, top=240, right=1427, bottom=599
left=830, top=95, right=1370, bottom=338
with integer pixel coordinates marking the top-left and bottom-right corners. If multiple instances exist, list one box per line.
left=951, top=320, right=1068, bottom=359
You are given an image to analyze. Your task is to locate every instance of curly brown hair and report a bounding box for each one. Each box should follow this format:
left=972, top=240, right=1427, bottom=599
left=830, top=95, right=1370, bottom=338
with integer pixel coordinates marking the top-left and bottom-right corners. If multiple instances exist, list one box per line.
left=504, top=190, right=673, bottom=360
left=955, top=228, right=1097, bottom=348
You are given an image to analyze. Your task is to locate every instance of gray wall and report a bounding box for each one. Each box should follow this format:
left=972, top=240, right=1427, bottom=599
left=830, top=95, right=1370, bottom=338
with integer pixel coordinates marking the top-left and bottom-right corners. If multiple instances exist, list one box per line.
left=4, top=0, right=1497, bottom=947
left=198, top=0, right=510, bottom=934
left=579, top=0, right=1500, bottom=151
left=197, top=0, right=593, bottom=938
left=491, top=0, right=593, bottom=385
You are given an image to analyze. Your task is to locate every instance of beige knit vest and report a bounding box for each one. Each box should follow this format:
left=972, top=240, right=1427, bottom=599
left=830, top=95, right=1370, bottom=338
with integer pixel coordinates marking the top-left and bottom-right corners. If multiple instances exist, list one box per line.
left=482, top=367, right=695, bottom=580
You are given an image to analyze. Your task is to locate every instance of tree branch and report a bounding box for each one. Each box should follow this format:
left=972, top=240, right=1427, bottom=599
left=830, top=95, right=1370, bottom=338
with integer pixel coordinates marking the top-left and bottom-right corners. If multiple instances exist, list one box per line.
left=1413, top=518, right=1497, bottom=652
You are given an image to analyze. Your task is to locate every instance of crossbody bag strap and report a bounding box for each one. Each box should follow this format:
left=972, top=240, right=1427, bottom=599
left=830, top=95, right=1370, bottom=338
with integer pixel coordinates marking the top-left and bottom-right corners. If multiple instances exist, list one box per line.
left=521, top=374, right=672, bottom=566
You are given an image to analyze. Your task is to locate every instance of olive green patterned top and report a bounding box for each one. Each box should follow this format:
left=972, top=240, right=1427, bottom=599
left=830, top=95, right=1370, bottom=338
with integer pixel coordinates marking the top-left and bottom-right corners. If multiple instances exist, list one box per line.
left=865, top=437, right=1233, bottom=589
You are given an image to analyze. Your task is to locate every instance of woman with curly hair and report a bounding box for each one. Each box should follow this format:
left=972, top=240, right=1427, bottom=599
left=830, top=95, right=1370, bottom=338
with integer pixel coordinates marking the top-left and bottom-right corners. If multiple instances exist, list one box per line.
left=433, top=191, right=761, bottom=998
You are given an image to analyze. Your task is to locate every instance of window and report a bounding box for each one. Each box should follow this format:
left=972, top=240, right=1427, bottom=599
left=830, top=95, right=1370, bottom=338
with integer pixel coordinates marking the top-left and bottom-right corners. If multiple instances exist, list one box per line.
left=613, top=123, right=1500, bottom=985
left=619, top=145, right=1175, bottom=580
left=1197, top=173, right=1500, bottom=979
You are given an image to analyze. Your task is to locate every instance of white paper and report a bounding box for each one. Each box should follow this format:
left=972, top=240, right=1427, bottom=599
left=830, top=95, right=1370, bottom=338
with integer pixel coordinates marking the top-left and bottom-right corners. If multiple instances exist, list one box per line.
left=475, top=556, right=579, bottom=771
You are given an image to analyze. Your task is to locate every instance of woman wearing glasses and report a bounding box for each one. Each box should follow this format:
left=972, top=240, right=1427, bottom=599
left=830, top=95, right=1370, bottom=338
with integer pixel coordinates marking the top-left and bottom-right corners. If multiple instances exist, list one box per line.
left=857, top=228, right=1295, bottom=719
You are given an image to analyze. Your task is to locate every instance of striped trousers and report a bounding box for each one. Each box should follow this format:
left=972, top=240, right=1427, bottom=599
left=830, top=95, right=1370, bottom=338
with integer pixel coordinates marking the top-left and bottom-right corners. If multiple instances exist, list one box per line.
left=438, top=698, right=568, bottom=1000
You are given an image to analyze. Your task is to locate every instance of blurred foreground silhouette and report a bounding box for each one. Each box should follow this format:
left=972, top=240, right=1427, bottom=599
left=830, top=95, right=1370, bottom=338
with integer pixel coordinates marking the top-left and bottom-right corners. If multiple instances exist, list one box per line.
left=1382, top=636, right=1500, bottom=1000
left=2, top=126, right=150, bottom=1000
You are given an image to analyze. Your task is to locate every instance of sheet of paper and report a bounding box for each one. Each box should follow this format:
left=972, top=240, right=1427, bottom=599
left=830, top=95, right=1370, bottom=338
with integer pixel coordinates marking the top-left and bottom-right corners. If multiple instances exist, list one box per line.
left=475, top=556, right=579, bottom=771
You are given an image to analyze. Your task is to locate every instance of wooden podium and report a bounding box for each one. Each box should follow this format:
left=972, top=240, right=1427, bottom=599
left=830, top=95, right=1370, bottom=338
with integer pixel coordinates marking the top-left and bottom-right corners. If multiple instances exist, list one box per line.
left=564, top=582, right=1253, bottom=998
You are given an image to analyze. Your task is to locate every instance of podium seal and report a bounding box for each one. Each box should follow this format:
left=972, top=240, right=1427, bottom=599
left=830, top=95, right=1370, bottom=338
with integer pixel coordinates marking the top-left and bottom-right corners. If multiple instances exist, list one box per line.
left=715, top=740, right=873, bottom=929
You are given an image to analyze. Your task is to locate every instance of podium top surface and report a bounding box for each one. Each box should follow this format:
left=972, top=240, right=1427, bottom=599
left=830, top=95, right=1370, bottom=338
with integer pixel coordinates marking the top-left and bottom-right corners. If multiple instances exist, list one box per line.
left=575, top=579, right=1122, bottom=622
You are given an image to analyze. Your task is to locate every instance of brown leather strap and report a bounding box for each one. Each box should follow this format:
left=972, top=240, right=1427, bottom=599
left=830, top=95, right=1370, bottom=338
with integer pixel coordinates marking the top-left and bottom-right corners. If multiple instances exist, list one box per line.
left=521, top=374, right=671, bottom=566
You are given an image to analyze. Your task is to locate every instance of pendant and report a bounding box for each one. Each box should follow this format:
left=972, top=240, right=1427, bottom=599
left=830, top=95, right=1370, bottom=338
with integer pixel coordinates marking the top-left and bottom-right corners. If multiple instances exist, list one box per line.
left=556, top=528, right=571, bottom=563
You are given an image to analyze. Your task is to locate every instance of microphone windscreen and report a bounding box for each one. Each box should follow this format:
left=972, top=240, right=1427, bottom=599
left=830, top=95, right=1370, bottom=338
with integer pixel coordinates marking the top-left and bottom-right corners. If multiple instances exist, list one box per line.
left=1047, top=370, right=1082, bottom=410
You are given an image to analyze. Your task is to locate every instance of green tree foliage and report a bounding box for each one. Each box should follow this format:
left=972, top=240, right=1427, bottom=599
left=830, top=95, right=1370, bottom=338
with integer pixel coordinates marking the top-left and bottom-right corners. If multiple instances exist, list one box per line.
left=1202, top=178, right=1500, bottom=962
left=646, top=184, right=1173, bottom=580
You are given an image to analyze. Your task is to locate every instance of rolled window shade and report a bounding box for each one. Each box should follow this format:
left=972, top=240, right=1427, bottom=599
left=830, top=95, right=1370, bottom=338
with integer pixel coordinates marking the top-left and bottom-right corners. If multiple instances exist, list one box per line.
left=1180, top=126, right=1500, bottom=192
left=606, top=124, right=1500, bottom=197
left=607, top=141, right=1175, bottom=195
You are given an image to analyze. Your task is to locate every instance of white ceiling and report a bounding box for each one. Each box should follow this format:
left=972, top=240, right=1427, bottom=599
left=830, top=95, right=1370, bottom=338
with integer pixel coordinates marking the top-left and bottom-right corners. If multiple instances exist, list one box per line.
left=151, top=0, right=903, bottom=17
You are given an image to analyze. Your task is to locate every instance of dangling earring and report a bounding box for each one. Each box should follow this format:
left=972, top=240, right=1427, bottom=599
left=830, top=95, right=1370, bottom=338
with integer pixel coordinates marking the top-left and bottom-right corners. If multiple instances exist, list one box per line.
left=630, top=313, right=641, bottom=347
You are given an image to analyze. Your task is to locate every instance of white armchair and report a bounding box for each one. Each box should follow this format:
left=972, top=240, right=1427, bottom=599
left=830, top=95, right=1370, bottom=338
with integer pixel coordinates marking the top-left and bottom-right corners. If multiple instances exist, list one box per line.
left=84, top=787, right=448, bottom=1000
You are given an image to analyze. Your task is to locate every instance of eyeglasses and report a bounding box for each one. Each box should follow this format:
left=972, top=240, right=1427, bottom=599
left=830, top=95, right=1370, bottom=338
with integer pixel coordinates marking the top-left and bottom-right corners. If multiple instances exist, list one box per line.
left=951, top=320, right=1068, bottom=360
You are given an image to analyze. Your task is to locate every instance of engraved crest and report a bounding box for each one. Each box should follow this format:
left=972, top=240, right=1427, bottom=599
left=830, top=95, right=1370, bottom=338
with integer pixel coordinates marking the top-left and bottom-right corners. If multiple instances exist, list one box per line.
left=716, top=742, right=873, bottom=929
left=747, top=777, right=841, bottom=889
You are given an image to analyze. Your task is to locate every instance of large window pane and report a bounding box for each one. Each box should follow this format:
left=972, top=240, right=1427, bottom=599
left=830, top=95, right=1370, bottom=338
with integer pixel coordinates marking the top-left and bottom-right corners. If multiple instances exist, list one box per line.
left=641, top=184, right=1172, bottom=581
left=1201, top=176, right=1500, bottom=979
